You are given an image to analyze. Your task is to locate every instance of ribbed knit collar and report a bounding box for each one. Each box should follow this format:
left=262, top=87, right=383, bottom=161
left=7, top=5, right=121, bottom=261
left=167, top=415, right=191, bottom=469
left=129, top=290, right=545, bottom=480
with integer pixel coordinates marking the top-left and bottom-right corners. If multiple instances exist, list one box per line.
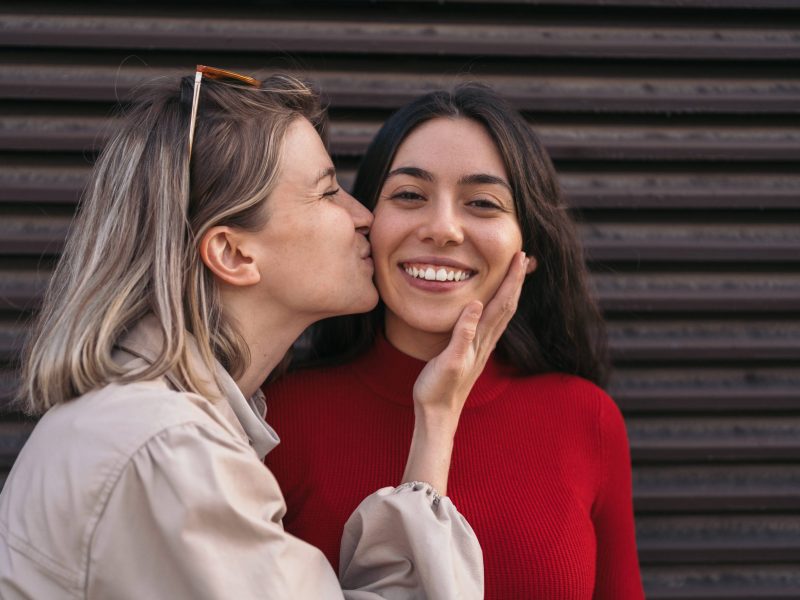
left=349, top=334, right=515, bottom=409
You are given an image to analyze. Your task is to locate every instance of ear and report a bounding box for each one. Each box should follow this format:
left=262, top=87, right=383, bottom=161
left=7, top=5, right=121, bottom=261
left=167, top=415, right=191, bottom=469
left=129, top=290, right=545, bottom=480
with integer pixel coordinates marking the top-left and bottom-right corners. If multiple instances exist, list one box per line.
left=525, top=255, right=538, bottom=274
left=199, top=226, right=261, bottom=287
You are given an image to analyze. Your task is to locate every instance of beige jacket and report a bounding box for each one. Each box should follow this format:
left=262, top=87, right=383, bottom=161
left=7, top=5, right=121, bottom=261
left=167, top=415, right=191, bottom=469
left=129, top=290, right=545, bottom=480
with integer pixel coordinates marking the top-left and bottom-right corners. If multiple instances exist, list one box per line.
left=0, top=316, right=483, bottom=599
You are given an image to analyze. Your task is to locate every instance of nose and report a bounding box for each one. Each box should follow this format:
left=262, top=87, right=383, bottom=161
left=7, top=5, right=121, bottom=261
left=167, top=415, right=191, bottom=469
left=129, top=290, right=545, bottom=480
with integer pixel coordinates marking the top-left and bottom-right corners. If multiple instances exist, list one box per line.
left=341, top=190, right=373, bottom=234
left=418, top=200, right=463, bottom=247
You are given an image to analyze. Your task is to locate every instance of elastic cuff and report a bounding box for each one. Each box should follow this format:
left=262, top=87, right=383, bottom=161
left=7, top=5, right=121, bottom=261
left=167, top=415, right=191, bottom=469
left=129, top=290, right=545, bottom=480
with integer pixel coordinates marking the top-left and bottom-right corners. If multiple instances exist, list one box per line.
left=395, top=480, right=442, bottom=506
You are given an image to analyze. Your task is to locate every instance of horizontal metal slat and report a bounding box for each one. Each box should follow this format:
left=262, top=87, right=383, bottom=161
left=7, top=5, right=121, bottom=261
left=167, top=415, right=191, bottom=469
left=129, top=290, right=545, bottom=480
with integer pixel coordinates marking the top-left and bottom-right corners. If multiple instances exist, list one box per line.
left=609, top=367, right=800, bottom=412
left=0, top=212, right=72, bottom=256
left=594, top=273, right=800, bottom=312
left=0, top=268, right=46, bottom=311
left=559, top=172, right=800, bottom=210
left=3, top=115, right=799, bottom=162
left=637, top=514, right=800, bottom=563
left=0, top=114, right=109, bottom=153
left=535, top=123, right=800, bottom=162
left=2, top=13, right=799, bottom=60
left=642, top=564, right=800, bottom=600
left=0, top=165, right=88, bottom=204
left=583, top=223, right=800, bottom=263
left=609, top=319, right=800, bottom=362
left=628, top=416, right=800, bottom=461
left=633, top=464, right=800, bottom=512
left=1, top=64, right=797, bottom=114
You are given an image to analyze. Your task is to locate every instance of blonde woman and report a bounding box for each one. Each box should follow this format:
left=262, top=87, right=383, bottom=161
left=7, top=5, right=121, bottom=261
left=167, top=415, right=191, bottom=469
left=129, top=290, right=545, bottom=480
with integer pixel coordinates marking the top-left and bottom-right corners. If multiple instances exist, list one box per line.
left=0, top=67, right=525, bottom=599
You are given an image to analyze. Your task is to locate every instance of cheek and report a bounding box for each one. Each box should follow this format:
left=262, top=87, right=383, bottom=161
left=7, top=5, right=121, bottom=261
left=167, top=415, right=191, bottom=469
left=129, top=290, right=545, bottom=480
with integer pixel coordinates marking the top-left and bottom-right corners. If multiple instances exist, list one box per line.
left=476, top=226, right=523, bottom=294
left=369, top=210, right=403, bottom=268
left=370, top=220, right=403, bottom=297
left=480, top=222, right=524, bottom=262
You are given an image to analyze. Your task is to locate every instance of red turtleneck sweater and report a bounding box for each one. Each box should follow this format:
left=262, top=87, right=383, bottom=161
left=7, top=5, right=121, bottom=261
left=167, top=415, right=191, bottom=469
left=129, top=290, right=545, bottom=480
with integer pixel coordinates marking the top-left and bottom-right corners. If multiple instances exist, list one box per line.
left=263, top=337, right=644, bottom=599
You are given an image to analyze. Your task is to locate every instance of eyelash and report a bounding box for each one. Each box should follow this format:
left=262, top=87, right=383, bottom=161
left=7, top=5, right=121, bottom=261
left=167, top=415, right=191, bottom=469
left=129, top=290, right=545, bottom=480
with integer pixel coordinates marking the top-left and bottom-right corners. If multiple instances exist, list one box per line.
left=391, top=191, right=423, bottom=201
left=469, top=198, right=502, bottom=210
left=323, top=187, right=340, bottom=199
left=389, top=190, right=505, bottom=212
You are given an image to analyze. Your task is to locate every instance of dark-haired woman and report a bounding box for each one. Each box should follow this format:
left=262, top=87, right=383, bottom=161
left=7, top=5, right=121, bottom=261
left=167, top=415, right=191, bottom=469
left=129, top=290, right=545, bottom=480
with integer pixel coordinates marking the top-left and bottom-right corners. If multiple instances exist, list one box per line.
left=264, top=84, right=645, bottom=599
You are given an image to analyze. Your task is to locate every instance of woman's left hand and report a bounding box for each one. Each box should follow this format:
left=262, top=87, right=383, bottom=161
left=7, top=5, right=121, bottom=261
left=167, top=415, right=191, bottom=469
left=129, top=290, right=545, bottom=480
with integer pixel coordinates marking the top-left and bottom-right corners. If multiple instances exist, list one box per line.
left=413, top=251, right=528, bottom=420
left=403, top=251, right=528, bottom=494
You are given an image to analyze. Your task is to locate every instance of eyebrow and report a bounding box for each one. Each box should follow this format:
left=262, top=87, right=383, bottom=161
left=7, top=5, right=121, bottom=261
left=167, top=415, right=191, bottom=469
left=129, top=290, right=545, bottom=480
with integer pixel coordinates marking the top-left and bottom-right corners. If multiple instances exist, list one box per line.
left=314, top=166, right=336, bottom=185
left=386, top=166, right=511, bottom=193
left=385, top=166, right=434, bottom=182
left=458, top=173, right=512, bottom=192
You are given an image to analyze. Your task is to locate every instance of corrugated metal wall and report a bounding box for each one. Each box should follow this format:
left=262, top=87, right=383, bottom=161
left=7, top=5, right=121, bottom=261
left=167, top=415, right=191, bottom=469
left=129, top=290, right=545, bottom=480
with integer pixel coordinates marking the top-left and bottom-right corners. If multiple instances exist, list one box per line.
left=1, top=1, right=799, bottom=597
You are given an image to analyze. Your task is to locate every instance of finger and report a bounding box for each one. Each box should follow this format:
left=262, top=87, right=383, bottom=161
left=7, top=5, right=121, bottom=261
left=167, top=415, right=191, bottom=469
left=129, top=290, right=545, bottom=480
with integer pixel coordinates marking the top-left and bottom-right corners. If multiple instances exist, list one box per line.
left=476, top=252, right=526, bottom=345
left=443, top=300, right=483, bottom=363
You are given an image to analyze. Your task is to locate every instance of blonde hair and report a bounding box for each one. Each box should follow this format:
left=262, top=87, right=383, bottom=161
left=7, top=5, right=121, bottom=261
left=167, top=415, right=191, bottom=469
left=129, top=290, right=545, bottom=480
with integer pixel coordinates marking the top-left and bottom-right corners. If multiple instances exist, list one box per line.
left=18, top=71, right=325, bottom=415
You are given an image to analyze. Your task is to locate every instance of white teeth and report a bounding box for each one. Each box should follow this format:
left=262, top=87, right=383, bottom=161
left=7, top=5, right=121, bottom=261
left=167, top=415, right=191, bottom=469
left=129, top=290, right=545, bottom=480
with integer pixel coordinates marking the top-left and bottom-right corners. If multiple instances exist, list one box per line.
left=403, top=264, right=473, bottom=282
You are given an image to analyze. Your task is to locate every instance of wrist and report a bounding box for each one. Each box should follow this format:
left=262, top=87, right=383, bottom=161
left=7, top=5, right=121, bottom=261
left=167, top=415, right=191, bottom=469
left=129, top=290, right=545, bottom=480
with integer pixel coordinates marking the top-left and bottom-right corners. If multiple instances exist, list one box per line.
left=413, top=405, right=460, bottom=438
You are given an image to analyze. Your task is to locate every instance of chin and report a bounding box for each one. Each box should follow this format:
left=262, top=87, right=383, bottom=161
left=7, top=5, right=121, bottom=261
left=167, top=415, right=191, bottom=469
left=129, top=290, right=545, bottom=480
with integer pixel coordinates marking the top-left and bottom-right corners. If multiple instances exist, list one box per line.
left=361, top=293, right=380, bottom=313
left=403, top=312, right=460, bottom=336
left=346, top=290, right=380, bottom=316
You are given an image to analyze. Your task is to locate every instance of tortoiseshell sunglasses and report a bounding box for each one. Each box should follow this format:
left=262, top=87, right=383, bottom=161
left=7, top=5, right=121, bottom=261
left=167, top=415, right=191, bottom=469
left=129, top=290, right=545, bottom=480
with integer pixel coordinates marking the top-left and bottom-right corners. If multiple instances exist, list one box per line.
left=188, top=65, right=261, bottom=157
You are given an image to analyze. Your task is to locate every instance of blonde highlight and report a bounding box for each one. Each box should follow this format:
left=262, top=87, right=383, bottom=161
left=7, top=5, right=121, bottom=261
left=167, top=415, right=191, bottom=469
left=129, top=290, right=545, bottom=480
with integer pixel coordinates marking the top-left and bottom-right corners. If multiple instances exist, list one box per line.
left=18, top=71, right=325, bottom=415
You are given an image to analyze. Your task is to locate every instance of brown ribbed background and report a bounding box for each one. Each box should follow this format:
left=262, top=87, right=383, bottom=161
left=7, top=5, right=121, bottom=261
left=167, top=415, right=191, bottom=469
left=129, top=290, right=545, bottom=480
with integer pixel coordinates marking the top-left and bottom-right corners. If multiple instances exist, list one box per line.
left=1, top=1, right=799, bottom=598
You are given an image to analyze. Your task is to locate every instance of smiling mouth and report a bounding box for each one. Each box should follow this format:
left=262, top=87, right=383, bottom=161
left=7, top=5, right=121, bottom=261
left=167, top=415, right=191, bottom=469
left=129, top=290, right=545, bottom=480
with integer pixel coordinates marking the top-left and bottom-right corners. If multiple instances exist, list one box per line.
left=402, top=262, right=474, bottom=282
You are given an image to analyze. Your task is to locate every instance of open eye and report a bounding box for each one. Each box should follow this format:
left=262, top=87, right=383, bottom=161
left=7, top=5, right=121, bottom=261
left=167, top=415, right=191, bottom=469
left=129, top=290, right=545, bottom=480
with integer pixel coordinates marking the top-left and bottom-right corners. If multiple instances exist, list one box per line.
left=468, top=198, right=503, bottom=210
left=390, top=190, right=425, bottom=202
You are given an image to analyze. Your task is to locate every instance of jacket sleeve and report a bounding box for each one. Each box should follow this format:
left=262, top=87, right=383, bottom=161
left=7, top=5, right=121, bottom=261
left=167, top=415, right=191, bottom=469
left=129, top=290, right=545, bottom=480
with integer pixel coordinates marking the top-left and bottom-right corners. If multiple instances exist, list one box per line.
left=591, top=395, right=646, bottom=600
left=340, top=482, right=484, bottom=600
left=87, top=422, right=483, bottom=600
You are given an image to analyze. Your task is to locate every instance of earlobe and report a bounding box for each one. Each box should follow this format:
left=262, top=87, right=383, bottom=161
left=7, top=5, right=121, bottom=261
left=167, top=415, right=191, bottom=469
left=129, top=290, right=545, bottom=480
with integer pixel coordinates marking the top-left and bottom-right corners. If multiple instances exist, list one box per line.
left=525, top=255, right=538, bottom=274
left=199, top=226, right=261, bottom=287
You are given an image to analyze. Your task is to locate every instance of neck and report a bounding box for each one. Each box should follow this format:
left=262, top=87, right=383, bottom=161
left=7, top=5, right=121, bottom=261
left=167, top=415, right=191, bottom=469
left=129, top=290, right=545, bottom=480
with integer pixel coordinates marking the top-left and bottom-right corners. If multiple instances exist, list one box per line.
left=221, top=289, right=312, bottom=399
left=384, top=311, right=452, bottom=361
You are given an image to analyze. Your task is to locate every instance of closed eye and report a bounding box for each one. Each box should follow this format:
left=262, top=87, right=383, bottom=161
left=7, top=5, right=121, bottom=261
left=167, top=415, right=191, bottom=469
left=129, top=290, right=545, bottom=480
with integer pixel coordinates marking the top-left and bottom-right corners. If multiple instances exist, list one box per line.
left=322, top=187, right=341, bottom=199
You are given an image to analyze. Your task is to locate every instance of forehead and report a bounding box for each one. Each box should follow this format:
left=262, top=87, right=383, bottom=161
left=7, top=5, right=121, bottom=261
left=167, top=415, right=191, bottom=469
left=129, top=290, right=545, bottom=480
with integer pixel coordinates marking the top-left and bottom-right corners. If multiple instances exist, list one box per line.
left=281, top=117, right=333, bottom=185
left=390, top=117, right=507, bottom=179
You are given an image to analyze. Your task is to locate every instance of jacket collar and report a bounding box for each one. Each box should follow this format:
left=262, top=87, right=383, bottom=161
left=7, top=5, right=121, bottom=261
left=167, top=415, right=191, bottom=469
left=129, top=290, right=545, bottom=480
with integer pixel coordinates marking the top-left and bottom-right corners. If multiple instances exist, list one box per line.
left=115, top=314, right=280, bottom=460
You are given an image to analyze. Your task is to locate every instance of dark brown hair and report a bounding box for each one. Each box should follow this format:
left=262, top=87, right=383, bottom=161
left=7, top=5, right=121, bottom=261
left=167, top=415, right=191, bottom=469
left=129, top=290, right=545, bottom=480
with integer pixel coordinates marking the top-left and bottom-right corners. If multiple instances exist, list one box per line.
left=300, top=83, right=609, bottom=386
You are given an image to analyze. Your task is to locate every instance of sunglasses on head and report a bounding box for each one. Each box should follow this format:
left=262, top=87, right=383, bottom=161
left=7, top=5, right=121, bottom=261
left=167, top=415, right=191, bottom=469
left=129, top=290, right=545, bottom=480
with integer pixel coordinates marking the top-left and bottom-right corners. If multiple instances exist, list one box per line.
left=188, top=65, right=262, bottom=158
